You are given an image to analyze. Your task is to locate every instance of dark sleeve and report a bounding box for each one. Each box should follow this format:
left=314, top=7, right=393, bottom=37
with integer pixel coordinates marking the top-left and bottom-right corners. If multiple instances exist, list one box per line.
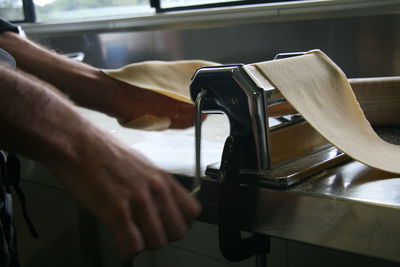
left=0, top=18, right=19, bottom=34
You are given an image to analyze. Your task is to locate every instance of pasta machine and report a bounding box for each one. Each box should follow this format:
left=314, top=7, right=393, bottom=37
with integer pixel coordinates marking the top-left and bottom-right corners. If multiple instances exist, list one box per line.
left=189, top=53, right=349, bottom=262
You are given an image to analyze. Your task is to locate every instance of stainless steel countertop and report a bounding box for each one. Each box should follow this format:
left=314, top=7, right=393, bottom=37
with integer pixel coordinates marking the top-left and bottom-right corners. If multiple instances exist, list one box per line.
left=254, top=161, right=400, bottom=263
left=82, top=108, right=400, bottom=263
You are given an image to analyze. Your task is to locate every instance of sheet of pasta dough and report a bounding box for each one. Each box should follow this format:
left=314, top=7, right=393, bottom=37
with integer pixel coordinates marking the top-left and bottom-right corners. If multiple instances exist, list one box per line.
left=102, top=60, right=218, bottom=130
left=250, top=50, right=400, bottom=174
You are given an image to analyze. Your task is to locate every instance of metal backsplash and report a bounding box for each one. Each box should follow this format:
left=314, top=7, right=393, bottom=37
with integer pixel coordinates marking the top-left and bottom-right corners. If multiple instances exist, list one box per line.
left=28, top=13, right=400, bottom=78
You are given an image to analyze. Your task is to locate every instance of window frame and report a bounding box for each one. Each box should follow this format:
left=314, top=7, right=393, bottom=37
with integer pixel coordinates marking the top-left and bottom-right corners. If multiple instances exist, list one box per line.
left=22, top=0, right=35, bottom=22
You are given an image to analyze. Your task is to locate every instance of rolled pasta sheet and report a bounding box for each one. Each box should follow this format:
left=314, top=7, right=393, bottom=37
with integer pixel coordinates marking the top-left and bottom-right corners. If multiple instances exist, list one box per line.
left=250, top=50, right=400, bottom=174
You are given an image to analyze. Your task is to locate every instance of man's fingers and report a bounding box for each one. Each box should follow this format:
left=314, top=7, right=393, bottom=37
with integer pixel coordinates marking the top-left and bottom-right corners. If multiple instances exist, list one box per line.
left=114, top=220, right=144, bottom=259
left=130, top=188, right=168, bottom=250
left=169, top=103, right=197, bottom=129
left=170, top=179, right=202, bottom=222
left=151, top=177, right=189, bottom=242
left=96, top=200, right=145, bottom=258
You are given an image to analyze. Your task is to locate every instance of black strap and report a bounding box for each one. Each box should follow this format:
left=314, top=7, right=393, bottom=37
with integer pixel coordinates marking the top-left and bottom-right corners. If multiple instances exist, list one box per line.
left=0, top=152, right=19, bottom=267
left=0, top=18, right=19, bottom=34
left=6, top=153, right=38, bottom=239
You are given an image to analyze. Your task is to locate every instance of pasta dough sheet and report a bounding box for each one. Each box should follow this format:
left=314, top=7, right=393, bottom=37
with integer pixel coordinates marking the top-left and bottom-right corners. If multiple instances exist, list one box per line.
left=102, top=60, right=218, bottom=130
left=250, top=50, right=400, bottom=174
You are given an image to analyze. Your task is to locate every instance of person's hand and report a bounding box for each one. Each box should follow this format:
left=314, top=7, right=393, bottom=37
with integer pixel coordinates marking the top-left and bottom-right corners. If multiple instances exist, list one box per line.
left=47, top=130, right=201, bottom=258
left=116, top=80, right=201, bottom=129
left=100, top=71, right=204, bottom=130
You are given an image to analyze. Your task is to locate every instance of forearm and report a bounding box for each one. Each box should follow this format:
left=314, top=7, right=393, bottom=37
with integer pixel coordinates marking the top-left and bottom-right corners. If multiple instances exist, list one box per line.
left=0, top=64, right=96, bottom=168
left=0, top=31, right=129, bottom=119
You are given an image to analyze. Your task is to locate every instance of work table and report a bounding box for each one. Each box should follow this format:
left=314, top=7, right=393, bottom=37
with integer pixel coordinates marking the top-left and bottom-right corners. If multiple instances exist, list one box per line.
left=27, top=108, right=400, bottom=264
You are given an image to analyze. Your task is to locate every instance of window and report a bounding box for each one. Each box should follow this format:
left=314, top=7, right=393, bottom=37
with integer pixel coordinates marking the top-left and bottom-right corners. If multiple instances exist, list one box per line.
left=34, top=0, right=152, bottom=22
left=151, top=0, right=298, bottom=12
left=159, top=0, right=241, bottom=9
left=0, top=0, right=27, bottom=22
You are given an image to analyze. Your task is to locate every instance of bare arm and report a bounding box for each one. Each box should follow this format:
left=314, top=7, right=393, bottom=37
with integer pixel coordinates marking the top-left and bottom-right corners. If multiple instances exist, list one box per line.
left=0, top=64, right=200, bottom=257
left=0, top=31, right=197, bottom=129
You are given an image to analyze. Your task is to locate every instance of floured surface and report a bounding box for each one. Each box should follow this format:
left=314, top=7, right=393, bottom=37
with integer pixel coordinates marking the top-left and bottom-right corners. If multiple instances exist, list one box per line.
left=250, top=50, right=400, bottom=174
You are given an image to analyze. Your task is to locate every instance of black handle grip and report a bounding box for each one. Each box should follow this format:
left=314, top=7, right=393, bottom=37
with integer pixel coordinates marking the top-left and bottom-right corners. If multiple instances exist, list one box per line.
left=218, top=136, right=269, bottom=261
